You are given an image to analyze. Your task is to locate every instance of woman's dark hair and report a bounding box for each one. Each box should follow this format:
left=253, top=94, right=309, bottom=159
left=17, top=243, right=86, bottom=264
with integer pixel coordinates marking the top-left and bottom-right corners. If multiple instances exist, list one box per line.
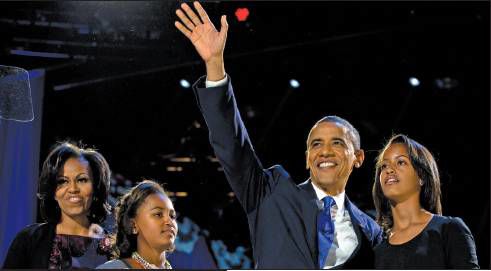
left=372, top=134, right=442, bottom=236
left=37, top=141, right=111, bottom=224
left=114, top=180, right=174, bottom=258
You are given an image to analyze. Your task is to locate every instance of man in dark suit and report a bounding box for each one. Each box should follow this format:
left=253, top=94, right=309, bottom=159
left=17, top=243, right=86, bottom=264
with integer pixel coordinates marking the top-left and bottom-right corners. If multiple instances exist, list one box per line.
left=175, top=2, right=382, bottom=269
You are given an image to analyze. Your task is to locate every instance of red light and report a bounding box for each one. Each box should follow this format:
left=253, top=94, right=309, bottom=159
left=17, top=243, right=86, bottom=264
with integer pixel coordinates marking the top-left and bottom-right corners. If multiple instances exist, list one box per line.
left=235, top=8, right=249, bottom=22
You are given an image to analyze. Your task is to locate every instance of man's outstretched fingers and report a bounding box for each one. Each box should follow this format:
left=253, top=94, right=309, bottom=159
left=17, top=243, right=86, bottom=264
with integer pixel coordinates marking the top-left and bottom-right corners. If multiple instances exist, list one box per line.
left=181, top=2, right=202, bottom=26
left=174, top=21, right=192, bottom=39
left=219, top=15, right=228, bottom=36
left=176, top=9, right=195, bottom=31
left=194, top=1, right=211, bottom=24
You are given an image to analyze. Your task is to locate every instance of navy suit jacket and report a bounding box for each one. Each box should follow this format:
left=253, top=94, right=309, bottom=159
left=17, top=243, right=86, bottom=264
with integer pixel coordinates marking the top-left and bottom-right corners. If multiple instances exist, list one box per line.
left=193, top=76, right=382, bottom=269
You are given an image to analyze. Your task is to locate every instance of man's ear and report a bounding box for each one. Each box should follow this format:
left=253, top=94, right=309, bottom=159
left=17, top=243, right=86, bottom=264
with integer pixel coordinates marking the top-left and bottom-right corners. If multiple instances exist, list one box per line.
left=305, top=150, right=310, bottom=170
left=354, top=149, right=365, bottom=168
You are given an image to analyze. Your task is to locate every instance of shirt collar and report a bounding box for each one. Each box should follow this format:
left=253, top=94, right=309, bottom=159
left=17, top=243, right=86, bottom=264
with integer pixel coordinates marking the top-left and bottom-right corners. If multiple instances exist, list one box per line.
left=311, top=182, right=346, bottom=215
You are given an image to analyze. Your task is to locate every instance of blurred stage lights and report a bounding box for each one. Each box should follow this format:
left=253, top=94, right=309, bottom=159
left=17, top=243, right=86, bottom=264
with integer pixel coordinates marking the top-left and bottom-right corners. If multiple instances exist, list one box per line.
left=167, top=191, right=188, bottom=197
left=166, top=166, right=183, bottom=172
left=180, top=79, right=191, bottom=88
left=175, top=192, right=188, bottom=197
left=409, top=77, right=420, bottom=87
left=170, top=157, right=195, bottom=163
left=435, top=77, right=458, bottom=90
left=289, top=79, right=300, bottom=88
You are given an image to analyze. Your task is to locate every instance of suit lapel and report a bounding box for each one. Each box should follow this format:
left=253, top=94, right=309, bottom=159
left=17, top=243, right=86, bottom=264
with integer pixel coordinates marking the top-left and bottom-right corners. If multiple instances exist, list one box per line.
left=298, top=180, right=321, bottom=268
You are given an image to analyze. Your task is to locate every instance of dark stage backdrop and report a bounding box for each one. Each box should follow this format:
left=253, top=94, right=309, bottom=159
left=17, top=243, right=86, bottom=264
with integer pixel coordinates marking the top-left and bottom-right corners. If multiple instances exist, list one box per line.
left=0, top=69, right=45, bottom=265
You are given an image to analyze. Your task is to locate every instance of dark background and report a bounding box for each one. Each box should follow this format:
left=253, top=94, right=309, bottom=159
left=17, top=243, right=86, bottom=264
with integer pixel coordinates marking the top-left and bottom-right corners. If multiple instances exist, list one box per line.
left=0, top=1, right=489, bottom=268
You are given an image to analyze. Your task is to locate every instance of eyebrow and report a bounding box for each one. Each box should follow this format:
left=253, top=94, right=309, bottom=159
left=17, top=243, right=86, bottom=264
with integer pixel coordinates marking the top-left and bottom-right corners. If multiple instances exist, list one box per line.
left=309, top=138, right=323, bottom=145
left=150, top=206, right=176, bottom=214
left=382, top=154, right=410, bottom=161
left=331, top=137, right=346, bottom=143
left=309, top=136, right=346, bottom=144
left=56, top=173, right=89, bottom=178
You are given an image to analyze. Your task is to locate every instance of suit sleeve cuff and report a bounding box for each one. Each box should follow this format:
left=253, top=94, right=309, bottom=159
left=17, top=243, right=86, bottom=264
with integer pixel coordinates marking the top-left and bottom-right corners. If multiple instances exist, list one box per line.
left=205, top=75, right=228, bottom=88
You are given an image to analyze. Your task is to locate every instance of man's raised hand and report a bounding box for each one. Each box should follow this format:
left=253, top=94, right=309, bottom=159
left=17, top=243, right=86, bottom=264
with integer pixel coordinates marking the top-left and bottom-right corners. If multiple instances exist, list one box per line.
left=175, top=2, right=228, bottom=65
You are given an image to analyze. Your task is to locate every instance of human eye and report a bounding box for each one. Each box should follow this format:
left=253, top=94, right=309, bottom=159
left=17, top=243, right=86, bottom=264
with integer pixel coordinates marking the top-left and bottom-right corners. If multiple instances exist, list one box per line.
left=379, top=163, right=388, bottom=170
left=153, top=212, right=163, bottom=218
left=170, top=211, right=177, bottom=220
left=332, top=139, right=345, bottom=147
left=77, top=177, right=90, bottom=183
left=56, top=178, right=68, bottom=186
left=310, top=141, right=321, bottom=148
left=397, top=159, right=407, bottom=166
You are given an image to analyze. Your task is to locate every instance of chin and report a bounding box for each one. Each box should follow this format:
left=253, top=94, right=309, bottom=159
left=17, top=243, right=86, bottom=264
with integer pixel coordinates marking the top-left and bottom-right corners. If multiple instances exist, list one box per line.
left=166, top=243, right=176, bottom=252
left=157, top=242, right=175, bottom=253
left=64, top=209, right=89, bottom=218
left=314, top=178, right=339, bottom=188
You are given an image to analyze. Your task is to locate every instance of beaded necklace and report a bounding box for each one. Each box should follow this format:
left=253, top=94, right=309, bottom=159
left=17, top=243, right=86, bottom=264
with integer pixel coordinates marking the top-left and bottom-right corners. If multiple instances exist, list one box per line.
left=131, top=252, right=172, bottom=269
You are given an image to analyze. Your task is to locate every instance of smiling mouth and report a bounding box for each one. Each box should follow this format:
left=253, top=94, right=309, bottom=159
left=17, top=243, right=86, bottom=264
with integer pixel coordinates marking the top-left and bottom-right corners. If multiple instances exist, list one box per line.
left=385, top=178, right=399, bottom=185
left=67, top=197, right=82, bottom=203
left=317, top=161, right=337, bottom=169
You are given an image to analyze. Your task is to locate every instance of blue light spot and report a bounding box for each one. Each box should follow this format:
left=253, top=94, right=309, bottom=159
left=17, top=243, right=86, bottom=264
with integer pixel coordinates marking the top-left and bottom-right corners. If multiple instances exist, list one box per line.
left=180, top=79, right=191, bottom=89
left=409, top=77, right=420, bottom=87
left=289, top=79, right=300, bottom=88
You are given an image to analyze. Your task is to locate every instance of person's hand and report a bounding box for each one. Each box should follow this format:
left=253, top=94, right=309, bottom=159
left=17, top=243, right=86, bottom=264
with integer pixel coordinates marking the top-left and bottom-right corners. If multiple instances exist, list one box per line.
left=88, top=223, right=104, bottom=238
left=175, top=1, right=228, bottom=80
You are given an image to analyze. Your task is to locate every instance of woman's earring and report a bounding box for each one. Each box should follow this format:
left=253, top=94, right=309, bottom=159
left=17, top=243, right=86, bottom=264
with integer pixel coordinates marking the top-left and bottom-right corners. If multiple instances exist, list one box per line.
left=132, top=228, right=137, bottom=234
left=419, top=179, right=424, bottom=186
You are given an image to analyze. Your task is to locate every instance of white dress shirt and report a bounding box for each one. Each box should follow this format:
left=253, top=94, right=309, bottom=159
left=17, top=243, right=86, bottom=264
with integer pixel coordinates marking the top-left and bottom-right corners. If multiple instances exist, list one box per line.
left=312, top=183, right=358, bottom=269
left=205, top=75, right=228, bottom=88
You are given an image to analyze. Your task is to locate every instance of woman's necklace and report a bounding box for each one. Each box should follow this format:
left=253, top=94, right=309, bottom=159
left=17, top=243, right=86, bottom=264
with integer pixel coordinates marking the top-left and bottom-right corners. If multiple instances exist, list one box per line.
left=131, top=252, right=172, bottom=269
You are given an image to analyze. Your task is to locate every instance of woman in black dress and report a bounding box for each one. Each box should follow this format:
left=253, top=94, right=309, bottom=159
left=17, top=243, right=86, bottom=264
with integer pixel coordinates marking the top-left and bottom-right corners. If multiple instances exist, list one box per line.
left=3, top=142, right=113, bottom=268
left=372, top=134, right=479, bottom=269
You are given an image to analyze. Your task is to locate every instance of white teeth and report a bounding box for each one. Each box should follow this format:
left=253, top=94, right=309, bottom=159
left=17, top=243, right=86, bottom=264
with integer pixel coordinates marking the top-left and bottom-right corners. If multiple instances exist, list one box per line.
left=68, top=197, right=82, bottom=203
left=319, top=162, right=335, bottom=168
left=386, top=178, right=398, bottom=184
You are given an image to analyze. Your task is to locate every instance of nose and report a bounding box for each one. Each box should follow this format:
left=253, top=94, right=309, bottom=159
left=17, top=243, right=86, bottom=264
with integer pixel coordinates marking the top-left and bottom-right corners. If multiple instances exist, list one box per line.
left=161, top=213, right=171, bottom=224
left=67, top=180, right=80, bottom=193
left=163, top=214, right=177, bottom=228
left=384, top=164, right=395, bottom=174
left=320, top=144, right=334, bottom=157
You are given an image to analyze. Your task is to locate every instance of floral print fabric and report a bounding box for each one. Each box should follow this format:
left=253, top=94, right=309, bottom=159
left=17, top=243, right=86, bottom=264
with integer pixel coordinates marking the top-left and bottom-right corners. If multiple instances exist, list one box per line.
left=49, top=234, right=112, bottom=269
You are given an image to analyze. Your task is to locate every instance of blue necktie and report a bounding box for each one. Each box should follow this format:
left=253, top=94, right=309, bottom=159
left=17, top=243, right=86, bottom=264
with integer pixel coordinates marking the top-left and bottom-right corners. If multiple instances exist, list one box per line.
left=317, top=196, right=336, bottom=268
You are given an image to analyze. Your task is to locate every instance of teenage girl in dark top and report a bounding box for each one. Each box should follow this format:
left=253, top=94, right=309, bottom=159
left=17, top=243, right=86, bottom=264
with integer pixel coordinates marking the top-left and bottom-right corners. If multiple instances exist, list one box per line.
left=372, top=134, right=479, bottom=269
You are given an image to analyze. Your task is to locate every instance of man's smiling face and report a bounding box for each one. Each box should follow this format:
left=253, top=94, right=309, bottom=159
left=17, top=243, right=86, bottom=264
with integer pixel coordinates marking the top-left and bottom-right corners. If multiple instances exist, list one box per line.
left=306, top=121, right=363, bottom=195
